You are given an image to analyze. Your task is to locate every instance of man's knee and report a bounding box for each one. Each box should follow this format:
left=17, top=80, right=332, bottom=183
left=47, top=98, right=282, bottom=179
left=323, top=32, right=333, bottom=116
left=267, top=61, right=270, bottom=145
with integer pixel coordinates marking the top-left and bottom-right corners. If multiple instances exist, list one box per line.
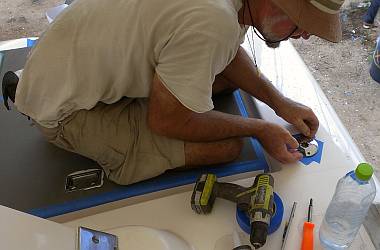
left=184, top=137, right=243, bottom=166
left=224, top=137, right=244, bottom=161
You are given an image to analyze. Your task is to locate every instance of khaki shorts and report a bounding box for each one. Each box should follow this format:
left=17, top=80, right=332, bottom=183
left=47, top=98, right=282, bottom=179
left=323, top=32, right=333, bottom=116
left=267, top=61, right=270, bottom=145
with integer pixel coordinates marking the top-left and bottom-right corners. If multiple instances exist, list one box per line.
left=35, top=98, right=185, bottom=185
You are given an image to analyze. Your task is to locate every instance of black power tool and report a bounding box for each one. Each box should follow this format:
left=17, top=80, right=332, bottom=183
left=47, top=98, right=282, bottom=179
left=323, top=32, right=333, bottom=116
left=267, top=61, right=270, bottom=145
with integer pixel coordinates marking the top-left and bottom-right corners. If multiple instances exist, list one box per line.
left=191, top=173, right=275, bottom=249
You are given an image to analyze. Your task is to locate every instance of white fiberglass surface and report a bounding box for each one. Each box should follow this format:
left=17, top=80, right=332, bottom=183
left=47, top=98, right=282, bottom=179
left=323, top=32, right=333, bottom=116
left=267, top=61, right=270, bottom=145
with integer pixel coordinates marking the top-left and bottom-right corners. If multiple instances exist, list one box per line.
left=0, top=38, right=29, bottom=51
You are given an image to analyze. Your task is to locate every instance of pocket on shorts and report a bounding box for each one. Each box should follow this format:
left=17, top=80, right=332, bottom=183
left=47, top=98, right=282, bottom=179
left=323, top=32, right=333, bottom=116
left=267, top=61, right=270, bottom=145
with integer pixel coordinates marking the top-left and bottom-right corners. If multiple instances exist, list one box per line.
left=56, top=111, right=126, bottom=174
left=56, top=132, right=76, bottom=152
left=40, top=122, right=76, bottom=153
left=97, top=146, right=125, bottom=176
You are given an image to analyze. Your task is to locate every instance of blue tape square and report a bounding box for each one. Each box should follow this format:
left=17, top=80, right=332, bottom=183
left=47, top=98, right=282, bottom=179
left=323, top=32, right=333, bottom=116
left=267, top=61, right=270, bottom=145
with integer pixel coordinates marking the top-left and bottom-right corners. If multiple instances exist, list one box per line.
left=293, top=134, right=324, bottom=165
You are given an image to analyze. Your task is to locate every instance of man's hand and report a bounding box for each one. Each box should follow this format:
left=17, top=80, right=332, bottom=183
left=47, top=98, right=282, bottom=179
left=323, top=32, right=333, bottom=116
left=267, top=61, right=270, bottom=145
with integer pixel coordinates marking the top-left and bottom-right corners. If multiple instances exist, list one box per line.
left=256, top=122, right=303, bottom=163
left=275, top=98, right=319, bottom=138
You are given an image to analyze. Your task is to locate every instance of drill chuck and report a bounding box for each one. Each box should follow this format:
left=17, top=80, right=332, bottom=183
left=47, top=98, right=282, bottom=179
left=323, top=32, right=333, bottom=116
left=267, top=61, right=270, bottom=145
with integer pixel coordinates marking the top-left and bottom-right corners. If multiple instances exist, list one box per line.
left=250, top=221, right=269, bottom=249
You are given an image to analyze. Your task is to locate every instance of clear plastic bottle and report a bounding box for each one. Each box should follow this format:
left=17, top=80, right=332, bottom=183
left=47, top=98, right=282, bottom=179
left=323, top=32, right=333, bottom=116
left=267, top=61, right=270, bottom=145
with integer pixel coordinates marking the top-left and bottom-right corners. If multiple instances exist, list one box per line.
left=319, top=163, right=376, bottom=250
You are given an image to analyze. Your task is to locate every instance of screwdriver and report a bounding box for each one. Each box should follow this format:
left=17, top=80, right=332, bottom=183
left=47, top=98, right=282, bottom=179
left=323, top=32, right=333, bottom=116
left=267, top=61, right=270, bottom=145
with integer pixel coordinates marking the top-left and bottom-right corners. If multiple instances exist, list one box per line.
left=301, top=199, right=314, bottom=250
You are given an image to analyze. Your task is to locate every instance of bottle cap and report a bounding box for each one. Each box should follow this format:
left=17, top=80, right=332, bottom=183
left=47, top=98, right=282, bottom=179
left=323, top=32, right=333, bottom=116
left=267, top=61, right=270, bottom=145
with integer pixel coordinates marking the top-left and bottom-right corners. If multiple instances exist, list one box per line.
left=355, top=163, right=374, bottom=181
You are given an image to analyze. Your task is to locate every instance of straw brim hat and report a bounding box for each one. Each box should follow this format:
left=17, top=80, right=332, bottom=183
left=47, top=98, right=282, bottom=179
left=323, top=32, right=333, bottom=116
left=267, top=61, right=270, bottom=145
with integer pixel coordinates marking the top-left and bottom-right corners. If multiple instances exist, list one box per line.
left=272, top=0, right=343, bottom=43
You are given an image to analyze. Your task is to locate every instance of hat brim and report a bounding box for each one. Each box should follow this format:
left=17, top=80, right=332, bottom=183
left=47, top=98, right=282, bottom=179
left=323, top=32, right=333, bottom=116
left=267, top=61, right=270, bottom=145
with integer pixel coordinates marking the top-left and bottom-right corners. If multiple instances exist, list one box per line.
left=272, top=0, right=342, bottom=43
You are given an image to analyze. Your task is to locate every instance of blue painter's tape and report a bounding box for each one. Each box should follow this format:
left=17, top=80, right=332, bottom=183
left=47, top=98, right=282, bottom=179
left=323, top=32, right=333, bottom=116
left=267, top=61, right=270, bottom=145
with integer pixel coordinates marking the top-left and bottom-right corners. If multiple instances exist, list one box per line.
left=236, top=192, right=284, bottom=235
left=233, top=91, right=268, bottom=172
left=29, top=160, right=267, bottom=218
left=27, top=38, right=38, bottom=47
left=293, top=134, right=324, bottom=165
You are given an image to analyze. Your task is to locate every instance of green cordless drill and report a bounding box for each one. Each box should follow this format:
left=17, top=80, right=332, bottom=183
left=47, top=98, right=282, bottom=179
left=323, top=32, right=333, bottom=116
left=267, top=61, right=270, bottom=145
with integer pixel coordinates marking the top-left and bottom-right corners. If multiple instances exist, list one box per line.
left=191, top=173, right=274, bottom=249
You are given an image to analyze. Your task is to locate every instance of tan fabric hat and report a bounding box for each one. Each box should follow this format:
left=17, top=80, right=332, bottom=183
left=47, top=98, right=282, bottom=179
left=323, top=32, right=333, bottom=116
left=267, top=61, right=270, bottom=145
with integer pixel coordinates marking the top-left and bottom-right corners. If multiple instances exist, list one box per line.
left=271, top=0, right=344, bottom=42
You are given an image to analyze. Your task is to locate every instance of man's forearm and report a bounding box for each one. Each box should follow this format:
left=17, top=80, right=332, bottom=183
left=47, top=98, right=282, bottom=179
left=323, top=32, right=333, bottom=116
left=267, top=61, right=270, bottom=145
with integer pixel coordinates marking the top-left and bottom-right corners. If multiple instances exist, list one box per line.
left=222, top=46, right=286, bottom=111
left=149, top=72, right=269, bottom=142
left=165, top=110, right=268, bottom=142
left=149, top=98, right=268, bottom=142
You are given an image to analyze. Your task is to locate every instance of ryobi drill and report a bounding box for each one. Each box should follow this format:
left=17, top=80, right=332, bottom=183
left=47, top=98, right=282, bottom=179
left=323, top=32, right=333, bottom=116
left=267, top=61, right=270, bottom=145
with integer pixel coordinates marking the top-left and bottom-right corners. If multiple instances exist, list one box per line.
left=191, top=173, right=274, bottom=249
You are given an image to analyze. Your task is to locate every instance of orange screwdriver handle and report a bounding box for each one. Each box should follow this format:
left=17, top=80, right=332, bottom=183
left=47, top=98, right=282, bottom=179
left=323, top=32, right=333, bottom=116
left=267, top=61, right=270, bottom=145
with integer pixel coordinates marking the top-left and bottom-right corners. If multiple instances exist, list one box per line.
left=301, top=222, right=314, bottom=250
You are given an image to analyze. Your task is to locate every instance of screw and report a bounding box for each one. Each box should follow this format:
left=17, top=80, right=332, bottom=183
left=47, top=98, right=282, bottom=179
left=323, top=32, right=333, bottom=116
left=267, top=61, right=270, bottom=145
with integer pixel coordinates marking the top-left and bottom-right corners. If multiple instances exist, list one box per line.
left=92, top=236, right=99, bottom=244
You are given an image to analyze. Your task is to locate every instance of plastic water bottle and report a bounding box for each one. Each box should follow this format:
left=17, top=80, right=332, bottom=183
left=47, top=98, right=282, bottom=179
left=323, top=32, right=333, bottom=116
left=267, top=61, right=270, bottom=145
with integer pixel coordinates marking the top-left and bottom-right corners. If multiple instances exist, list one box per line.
left=319, top=163, right=376, bottom=249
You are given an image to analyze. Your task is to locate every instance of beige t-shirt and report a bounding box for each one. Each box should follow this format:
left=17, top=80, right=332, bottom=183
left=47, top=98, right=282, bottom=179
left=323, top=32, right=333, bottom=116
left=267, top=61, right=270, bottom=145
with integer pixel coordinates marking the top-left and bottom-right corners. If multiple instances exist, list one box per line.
left=16, top=0, right=246, bottom=128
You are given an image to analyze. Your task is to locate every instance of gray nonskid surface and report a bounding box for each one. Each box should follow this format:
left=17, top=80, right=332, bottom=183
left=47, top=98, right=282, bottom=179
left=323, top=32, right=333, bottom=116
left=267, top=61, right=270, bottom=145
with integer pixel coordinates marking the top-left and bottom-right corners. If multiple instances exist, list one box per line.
left=0, top=47, right=261, bottom=214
